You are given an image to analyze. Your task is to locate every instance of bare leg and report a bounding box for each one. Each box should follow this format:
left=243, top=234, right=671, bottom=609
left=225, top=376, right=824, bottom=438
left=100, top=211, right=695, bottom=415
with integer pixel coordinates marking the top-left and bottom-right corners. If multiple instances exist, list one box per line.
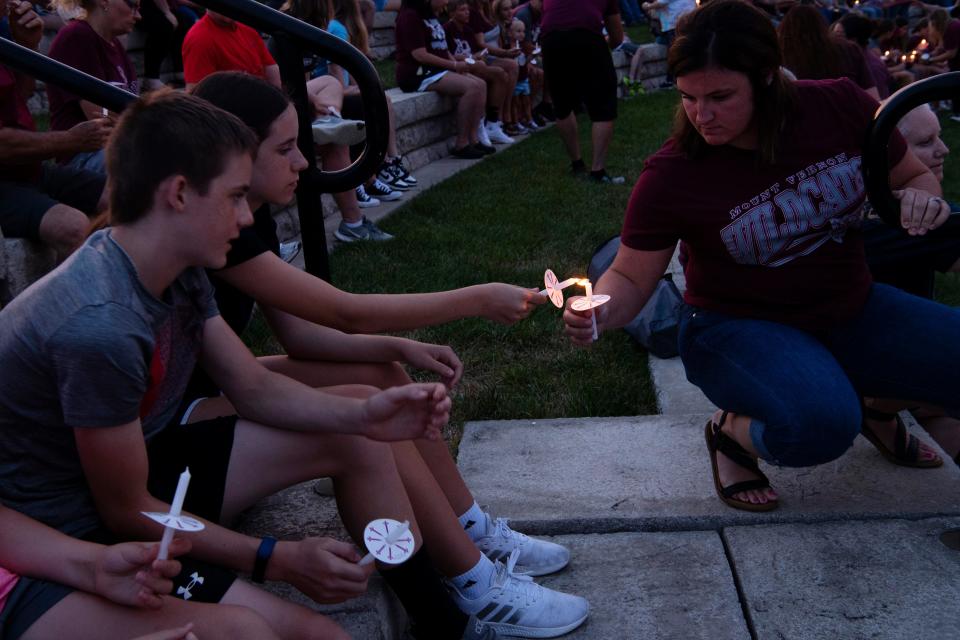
left=318, top=144, right=362, bottom=224
left=554, top=112, right=581, bottom=164
left=38, top=203, right=90, bottom=260
left=489, top=57, right=518, bottom=114
left=590, top=120, right=614, bottom=172
left=469, top=62, right=508, bottom=111
left=257, top=356, right=477, bottom=514
left=22, top=591, right=284, bottom=640
left=306, top=75, right=344, bottom=114
left=428, top=73, right=486, bottom=147
left=861, top=397, right=940, bottom=463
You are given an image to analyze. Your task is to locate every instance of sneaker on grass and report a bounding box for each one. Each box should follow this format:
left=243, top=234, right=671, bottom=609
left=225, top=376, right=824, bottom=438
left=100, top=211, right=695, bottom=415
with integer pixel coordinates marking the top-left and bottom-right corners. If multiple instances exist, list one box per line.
left=355, top=185, right=381, bottom=208
left=470, top=512, right=570, bottom=577
left=366, top=178, right=403, bottom=201
left=334, top=217, right=394, bottom=243
left=311, top=114, right=367, bottom=146
left=449, top=550, right=589, bottom=639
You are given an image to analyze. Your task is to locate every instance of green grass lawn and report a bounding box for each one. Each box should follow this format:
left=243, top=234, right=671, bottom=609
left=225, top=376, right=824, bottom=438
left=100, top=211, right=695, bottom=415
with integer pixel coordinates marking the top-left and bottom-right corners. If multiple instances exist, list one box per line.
left=327, top=92, right=680, bottom=445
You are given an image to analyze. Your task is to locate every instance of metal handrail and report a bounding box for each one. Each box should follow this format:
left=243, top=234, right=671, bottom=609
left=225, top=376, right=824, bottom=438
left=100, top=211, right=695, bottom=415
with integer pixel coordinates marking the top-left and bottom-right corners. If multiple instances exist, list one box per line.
left=0, top=0, right=391, bottom=280
left=863, top=71, right=960, bottom=229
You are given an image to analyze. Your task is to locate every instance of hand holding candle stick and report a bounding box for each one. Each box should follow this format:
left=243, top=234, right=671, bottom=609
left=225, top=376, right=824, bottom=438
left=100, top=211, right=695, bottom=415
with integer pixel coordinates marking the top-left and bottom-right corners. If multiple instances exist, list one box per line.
left=359, top=519, right=414, bottom=566
left=570, top=278, right=611, bottom=342
left=141, top=467, right=205, bottom=561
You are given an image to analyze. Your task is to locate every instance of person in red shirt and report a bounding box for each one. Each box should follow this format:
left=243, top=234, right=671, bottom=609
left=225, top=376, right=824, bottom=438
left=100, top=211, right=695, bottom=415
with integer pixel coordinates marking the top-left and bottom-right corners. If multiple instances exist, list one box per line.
left=182, top=11, right=280, bottom=89
left=0, top=0, right=110, bottom=259
left=564, top=1, right=957, bottom=513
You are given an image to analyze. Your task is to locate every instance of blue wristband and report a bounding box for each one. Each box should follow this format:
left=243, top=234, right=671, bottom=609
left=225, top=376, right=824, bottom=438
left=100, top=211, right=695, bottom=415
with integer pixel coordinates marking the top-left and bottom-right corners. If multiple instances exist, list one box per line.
left=252, top=536, right=277, bottom=584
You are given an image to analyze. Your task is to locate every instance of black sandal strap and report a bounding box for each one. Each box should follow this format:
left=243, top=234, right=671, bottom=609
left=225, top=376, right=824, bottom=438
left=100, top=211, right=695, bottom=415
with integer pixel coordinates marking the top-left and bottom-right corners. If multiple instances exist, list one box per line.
left=893, top=414, right=910, bottom=460
left=721, top=478, right=771, bottom=499
left=708, top=422, right=761, bottom=475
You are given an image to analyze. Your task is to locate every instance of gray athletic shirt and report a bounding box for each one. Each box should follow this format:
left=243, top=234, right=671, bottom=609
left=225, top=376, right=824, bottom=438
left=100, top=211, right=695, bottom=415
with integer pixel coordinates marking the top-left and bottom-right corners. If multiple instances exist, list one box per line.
left=0, top=230, right=218, bottom=536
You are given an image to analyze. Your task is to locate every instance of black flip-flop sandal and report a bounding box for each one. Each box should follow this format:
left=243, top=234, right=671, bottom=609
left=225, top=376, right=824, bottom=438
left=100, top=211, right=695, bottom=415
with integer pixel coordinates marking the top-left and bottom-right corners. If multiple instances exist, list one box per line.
left=860, top=405, right=942, bottom=468
left=704, top=412, right=779, bottom=512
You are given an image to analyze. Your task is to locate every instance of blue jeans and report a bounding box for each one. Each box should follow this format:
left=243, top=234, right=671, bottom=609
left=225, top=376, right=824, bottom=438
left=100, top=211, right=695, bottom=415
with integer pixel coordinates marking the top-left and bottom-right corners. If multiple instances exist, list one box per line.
left=678, top=284, right=960, bottom=467
left=619, top=0, right=643, bottom=25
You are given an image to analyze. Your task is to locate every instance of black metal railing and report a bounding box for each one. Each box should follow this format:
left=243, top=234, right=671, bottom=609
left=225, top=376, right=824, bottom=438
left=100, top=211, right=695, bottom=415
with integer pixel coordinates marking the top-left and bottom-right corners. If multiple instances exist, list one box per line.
left=0, top=0, right=390, bottom=280
left=863, top=71, right=960, bottom=230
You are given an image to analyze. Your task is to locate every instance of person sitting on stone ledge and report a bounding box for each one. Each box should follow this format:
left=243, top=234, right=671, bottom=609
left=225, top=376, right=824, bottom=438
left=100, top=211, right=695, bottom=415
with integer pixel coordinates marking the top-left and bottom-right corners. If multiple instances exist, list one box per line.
left=47, top=0, right=141, bottom=174
left=0, top=88, right=588, bottom=640
left=445, top=0, right=516, bottom=147
left=0, top=0, right=110, bottom=260
left=563, top=0, right=959, bottom=513
left=188, top=71, right=591, bottom=639
left=395, top=0, right=491, bottom=159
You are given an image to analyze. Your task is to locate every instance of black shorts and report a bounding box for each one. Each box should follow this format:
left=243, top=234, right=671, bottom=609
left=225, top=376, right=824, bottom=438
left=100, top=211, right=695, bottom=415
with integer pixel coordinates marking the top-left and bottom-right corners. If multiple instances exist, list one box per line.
left=0, top=164, right=105, bottom=240
left=147, top=415, right=238, bottom=524
left=0, top=576, right=73, bottom=640
left=863, top=213, right=960, bottom=298
left=542, top=29, right=618, bottom=122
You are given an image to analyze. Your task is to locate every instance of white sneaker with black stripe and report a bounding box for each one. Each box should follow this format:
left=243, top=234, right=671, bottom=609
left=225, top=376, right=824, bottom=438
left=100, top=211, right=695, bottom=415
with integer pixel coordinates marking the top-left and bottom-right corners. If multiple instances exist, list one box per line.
left=449, top=550, right=589, bottom=638
left=469, top=512, right=570, bottom=577
left=365, top=178, right=403, bottom=202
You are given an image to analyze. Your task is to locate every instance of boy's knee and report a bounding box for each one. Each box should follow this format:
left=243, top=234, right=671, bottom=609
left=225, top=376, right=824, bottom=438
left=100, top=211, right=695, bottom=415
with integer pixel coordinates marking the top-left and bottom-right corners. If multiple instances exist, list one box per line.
left=285, top=610, right=350, bottom=640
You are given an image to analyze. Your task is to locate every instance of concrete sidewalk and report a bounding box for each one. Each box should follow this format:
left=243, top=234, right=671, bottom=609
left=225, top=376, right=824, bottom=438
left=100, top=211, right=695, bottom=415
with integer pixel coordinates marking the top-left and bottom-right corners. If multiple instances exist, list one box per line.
left=457, top=415, right=960, bottom=639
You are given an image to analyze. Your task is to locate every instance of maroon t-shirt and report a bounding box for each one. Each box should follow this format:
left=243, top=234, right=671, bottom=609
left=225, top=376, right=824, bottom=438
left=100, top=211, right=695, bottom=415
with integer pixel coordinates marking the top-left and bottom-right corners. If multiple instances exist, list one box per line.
left=395, top=8, right=450, bottom=89
left=542, top=0, right=618, bottom=36
left=0, top=65, right=40, bottom=183
left=941, top=19, right=960, bottom=70
left=468, top=7, right=494, bottom=35
left=834, top=37, right=875, bottom=92
left=47, top=20, right=138, bottom=133
left=445, top=20, right=480, bottom=57
left=621, top=79, right=907, bottom=331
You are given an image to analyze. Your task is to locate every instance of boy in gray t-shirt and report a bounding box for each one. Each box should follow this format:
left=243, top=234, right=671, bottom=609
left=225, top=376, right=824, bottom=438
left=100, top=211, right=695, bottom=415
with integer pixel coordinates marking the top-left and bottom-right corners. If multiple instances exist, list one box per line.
left=0, top=90, right=456, bottom=639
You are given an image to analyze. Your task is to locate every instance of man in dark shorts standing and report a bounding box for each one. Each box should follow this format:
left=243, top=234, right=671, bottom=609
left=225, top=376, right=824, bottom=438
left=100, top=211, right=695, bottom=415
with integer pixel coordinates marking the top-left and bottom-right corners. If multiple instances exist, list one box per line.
left=0, top=0, right=111, bottom=259
left=540, top=0, right=624, bottom=183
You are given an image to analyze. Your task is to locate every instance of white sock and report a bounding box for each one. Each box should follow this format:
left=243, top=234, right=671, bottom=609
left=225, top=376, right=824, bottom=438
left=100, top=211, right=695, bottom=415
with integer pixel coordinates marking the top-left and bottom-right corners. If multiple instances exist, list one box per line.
left=344, top=219, right=364, bottom=229
left=449, top=554, right=496, bottom=599
left=458, top=501, right=487, bottom=541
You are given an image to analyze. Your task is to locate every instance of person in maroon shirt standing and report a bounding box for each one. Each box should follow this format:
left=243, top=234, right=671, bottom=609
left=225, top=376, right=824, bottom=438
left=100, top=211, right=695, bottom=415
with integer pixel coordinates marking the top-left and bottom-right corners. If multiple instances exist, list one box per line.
left=540, top=0, right=624, bottom=183
left=563, top=1, right=957, bottom=513
left=0, top=0, right=110, bottom=260
left=926, top=8, right=960, bottom=120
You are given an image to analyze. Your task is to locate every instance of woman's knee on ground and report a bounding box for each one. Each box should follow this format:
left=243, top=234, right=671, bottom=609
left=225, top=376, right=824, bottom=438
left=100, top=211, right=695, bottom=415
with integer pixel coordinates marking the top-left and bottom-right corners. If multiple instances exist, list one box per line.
left=196, top=603, right=280, bottom=640
left=278, top=606, right=351, bottom=640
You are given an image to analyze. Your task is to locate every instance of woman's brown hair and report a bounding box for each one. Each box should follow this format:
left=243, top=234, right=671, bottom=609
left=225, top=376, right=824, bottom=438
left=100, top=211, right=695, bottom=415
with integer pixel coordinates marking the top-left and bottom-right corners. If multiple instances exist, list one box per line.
left=668, top=0, right=796, bottom=165
left=282, top=0, right=334, bottom=30
left=778, top=5, right=842, bottom=81
left=333, top=0, right=370, bottom=54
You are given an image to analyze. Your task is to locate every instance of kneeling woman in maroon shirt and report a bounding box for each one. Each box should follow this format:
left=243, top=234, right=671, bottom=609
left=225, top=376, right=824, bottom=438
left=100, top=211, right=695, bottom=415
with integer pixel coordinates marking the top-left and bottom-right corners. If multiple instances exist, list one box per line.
left=564, top=0, right=957, bottom=512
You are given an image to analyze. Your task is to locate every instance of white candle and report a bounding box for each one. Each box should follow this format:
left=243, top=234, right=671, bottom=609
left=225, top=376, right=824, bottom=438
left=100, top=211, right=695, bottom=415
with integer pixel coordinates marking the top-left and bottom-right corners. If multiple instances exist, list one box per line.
left=158, top=467, right=191, bottom=560
left=583, top=279, right=598, bottom=341
left=539, top=277, right=580, bottom=295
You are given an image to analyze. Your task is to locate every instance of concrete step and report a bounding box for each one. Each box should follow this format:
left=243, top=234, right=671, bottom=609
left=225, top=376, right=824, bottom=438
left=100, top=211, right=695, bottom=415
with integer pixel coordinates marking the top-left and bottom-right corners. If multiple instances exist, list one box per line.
left=726, top=516, right=960, bottom=640
left=457, top=415, right=960, bottom=535
left=533, top=531, right=750, bottom=639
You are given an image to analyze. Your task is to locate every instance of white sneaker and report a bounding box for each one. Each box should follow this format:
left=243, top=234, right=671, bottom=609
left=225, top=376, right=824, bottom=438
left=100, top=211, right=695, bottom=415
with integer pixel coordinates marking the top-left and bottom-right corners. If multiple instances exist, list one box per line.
left=450, top=550, right=589, bottom=638
left=486, top=121, right=515, bottom=144
left=312, top=115, right=367, bottom=146
left=355, top=185, right=381, bottom=208
left=477, top=119, right=494, bottom=148
left=472, top=512, right=570, bottom=577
